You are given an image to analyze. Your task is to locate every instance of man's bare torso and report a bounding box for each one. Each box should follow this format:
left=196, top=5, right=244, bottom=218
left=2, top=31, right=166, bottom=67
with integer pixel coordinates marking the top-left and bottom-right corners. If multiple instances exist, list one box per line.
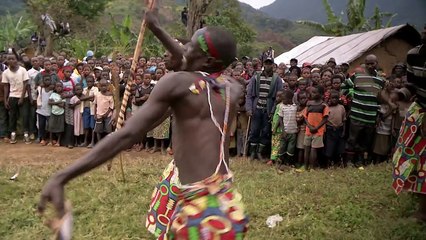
left=165, top=71, right=243, bottom=184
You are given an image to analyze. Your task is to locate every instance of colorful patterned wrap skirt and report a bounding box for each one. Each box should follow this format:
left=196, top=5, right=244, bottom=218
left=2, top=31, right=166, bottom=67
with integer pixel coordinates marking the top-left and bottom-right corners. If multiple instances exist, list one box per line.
left=146, top=161, right=181, bottom=238
left=165, top=174, right=249, bottom=240
left=392, top=102, right=426, bottom=195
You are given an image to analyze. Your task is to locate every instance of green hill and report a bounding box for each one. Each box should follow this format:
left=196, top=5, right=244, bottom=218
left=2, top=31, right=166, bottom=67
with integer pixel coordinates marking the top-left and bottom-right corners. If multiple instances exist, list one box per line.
left=260, top=0, right=426, bottom=29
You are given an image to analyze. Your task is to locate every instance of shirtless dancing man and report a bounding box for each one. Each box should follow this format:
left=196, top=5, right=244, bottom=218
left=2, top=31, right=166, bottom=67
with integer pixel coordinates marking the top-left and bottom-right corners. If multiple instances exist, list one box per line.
left=38, top=18, right=249, bottom=240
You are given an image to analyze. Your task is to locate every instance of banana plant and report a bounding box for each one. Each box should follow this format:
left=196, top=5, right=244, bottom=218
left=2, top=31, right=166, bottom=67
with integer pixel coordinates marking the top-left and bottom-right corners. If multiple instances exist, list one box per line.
left=108, top=14, right=137, bottom=55
left=0, top=13, right=36, bottom=50
left=297, top=0, right=398, bottom=36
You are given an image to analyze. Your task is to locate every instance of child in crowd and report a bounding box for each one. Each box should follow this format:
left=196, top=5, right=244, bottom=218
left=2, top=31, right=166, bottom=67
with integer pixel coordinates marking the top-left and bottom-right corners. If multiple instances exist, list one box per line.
left=71, top=62, right=84, bottom=84
left=293, top=79, right=307, bottom=105
left=80, top=76, right=98, bottom=147
left=391, top=87, right=414, bottom=147
left=287, top=74, right=298, bottom=92
left=70, top=84, right=84, bottom=146
left=311, top=72, right=321, bottom=87
left=277, top=90, right=298, bottom=170
left=320, top=69, right=333, bottom=87
left=133, top=72, right=154, bottom=151
left=303, top=85, right=329, bottom=170
left=151, top=68, right=170, bottom=154
left=325, top=90, right=346, bottom=167
left=62, top=67, right=75, bottom=148
left=270, top=91, right=284, bottom=165
left=132, top=71, right=154, bottom=151
left=133, top=72, right=153, bottom=113
left=129, top=73, right=145, bottom=151
left=92, top=79, right=114, bottom=145
left=80, top=65, right=92, bottom=87
left=324, top=74, right=348, bottom=106
left=373, top=96, right=395, bottom=164
left=300, top=68, right=311, bottom=85
left=48, top=82, right=65, bottom=146
left=232, top=70, right=249, bottom=157
left=36, top=75, right=54, bottom=145
left=296, top=91, right=308, bottom=168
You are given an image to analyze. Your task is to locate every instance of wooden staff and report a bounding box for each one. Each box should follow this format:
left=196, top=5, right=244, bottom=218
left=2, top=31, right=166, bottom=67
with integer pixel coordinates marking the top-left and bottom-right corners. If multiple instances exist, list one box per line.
left=108, top=0, right=157, bottom=178
left=243, top=116, right=251, bottom=158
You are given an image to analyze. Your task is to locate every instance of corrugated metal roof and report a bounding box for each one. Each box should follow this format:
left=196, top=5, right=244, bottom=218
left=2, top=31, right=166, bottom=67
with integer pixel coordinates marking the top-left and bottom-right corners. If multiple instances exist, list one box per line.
left=274, top=24, right=411, bottom=65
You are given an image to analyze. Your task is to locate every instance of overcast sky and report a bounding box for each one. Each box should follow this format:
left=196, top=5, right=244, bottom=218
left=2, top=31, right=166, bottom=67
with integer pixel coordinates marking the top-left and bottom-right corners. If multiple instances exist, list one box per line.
left=239, top=0, right=275, bottom=9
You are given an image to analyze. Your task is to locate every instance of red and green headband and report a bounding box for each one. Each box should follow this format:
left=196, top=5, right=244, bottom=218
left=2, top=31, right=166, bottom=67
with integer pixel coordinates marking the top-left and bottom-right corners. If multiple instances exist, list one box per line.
left=197, top=30, right=220, bottom=59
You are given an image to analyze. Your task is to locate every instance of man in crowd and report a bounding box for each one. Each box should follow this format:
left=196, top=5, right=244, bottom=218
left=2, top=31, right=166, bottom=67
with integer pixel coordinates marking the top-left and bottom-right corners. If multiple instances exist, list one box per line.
left=1, top=54, right=31, bottom=144
left=0, top=67, right=9, bottom=142
left=346, top=54, right=385, bottom=167
left=28, top=57, right=42, bottom=140
left=246, top=57, right=283, bottom=160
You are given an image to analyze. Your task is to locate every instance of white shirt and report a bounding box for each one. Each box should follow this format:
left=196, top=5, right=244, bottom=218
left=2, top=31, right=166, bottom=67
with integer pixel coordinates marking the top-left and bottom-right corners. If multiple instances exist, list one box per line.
left=36, top=87, right=52, bottom=116
left=28, top=67, right=42, bottom=100
left=1, top=66, right=30, bottom=98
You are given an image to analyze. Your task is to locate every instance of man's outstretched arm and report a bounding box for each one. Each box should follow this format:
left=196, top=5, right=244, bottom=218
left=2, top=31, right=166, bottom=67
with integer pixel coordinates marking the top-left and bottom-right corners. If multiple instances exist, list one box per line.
left=38, top=72, right=183, bottom=217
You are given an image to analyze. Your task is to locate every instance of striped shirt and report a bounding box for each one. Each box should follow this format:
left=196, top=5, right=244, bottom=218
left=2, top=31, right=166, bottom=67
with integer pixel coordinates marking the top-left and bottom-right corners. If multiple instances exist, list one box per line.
left=349, top=73, right=384, bottom=125
left=256, top=76, right=271, bottom=109
left=278, top=104, right=298, bottom=134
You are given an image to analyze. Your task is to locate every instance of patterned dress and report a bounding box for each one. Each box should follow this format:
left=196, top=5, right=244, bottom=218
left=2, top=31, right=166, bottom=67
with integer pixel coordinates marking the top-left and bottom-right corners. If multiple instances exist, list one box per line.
left=153, top=117, right=171, bottom=140
left=270, top=103, right=283, bottom=161
left=392, top=102, right=426, bottom=195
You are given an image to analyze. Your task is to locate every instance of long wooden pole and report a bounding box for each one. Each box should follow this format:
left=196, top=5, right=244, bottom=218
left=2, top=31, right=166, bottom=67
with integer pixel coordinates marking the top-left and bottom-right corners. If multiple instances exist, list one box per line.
left=108, top=0, right=157, bottom=178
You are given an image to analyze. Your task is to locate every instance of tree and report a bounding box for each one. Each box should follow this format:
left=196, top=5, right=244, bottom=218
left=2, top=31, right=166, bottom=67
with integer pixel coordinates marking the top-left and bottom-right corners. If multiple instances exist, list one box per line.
left=186, top=0, right=214, bottom=38
left=0, top=13, right=36, bottom=51
left=297, top=0, right=397, bottom=36
left=204, top=0, right=256, bottom=57
left=25, top=0, right=112, bottom=56
left=368, top=6, right=397, bottom=30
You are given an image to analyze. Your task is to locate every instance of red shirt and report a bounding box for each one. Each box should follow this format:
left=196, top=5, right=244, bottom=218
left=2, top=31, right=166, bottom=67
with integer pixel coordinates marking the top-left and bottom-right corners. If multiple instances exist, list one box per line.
left=302, top=102, right=329, bottom=136
left=57, top=67, right=65, bottom=80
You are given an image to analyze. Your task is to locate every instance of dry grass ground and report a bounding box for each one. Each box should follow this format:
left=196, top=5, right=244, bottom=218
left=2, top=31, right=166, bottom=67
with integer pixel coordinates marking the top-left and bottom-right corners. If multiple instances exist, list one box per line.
left=0, top=144, right=425, bottom=239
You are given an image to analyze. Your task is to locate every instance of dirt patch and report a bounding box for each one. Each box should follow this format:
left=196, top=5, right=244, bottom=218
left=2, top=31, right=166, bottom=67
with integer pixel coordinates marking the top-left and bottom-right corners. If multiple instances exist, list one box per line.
left=0, top=142, right=158, bottom=166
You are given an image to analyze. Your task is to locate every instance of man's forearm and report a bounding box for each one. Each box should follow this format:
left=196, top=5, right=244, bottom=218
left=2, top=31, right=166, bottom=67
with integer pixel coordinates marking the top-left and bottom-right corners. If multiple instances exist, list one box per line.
left=27, top=82, right=32, bottom=101
left=21, top=81, right=28, bottom=99
left=149, top=25, right=183, bottom=59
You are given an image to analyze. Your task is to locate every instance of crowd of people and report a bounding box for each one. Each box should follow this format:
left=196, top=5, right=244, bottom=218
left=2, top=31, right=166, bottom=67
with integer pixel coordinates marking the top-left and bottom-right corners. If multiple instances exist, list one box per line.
left=0, top=50, right=175, bottom=153
left=0, top=47, right=415, bottom=171
left=228, top=54, right=412, bottom=171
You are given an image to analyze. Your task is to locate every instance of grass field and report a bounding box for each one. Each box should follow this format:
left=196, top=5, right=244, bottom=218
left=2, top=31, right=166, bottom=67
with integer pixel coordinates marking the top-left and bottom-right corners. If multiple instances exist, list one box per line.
left=0, top=145, right=425, bottom=240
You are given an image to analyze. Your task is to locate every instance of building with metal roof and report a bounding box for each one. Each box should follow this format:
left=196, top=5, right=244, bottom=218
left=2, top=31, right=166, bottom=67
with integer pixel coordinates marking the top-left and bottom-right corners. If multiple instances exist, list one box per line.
left=274, top=24, right=421, bottom=74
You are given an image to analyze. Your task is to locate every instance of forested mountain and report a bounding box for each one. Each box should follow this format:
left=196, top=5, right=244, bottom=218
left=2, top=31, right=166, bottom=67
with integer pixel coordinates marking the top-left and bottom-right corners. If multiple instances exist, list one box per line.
left=260, top=0, right=426, bottom=29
